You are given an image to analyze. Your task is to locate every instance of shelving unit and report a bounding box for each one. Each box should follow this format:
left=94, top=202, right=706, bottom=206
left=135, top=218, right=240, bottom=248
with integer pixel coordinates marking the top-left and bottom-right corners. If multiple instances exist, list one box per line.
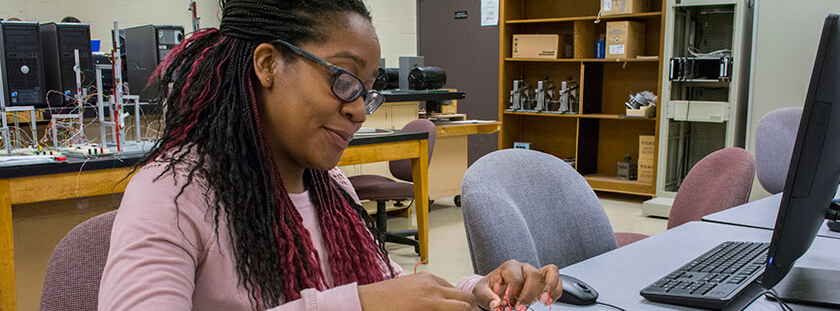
left=645, top=0, right=754, bottom=217
left=498, top=0, right=666, bottom=196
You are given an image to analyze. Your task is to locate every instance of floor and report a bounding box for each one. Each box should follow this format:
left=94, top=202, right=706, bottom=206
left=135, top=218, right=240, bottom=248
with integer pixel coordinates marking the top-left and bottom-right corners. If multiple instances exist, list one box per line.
left=11, top=192, right=666, bottom=310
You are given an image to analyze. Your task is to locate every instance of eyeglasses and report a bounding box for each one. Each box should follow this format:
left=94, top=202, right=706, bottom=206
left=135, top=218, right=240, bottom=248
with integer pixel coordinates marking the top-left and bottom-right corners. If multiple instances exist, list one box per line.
left=271, top=39, right=385, bottom=115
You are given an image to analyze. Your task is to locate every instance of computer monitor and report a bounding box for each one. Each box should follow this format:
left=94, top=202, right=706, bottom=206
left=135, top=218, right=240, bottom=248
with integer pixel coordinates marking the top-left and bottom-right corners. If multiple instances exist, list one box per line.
left=760, top=13, right=840, bottom=307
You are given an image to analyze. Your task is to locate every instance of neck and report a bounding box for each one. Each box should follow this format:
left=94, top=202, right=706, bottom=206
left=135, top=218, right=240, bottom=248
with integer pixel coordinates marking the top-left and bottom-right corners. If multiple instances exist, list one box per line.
left=275, top=159, right=306, bottom=194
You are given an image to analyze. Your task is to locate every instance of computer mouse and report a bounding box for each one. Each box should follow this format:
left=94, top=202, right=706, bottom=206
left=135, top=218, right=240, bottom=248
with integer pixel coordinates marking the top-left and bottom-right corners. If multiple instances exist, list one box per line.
left=556, top=274, right=598, bottom=305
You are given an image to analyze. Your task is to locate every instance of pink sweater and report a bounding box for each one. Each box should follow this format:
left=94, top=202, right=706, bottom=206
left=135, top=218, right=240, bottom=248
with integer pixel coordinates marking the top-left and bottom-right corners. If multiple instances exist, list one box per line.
left=99, top=160, right=482, bottom=311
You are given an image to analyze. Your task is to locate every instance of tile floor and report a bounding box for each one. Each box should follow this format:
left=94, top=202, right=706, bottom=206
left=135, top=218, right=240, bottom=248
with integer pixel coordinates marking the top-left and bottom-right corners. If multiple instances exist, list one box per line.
left=11, top=192, right=666, bottom=310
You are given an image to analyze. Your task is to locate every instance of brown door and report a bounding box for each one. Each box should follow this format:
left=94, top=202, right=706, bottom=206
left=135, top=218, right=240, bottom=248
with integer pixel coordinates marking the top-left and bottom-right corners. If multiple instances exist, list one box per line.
left=418, top=0, right=499, bottom=165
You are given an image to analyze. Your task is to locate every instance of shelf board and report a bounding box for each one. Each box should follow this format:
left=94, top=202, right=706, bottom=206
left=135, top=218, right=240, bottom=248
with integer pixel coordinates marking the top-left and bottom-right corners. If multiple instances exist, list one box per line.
left=504, top=57, right=660, bottom=63
left=584, top=174, right=654, bottom=196
left=505, top=12, right=663, bottom=24
left=579, top=114, right=656, bottom=120
left=503, top=111, right=580, bottom=118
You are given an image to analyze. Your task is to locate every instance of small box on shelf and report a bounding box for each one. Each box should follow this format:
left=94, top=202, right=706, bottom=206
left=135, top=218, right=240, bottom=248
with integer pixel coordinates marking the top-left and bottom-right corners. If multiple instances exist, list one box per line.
left=617, top=154, right=638, bottom=180
left=513, top=34, right=562, bottom=59
left=638, top=159, right=654, bottom=183
left=601, top=0, right=651, bottom=16
left=606, top=21, right=646, bottom=59
left=639, top=135, right=655, bottom=161
left=513, top=142, right=533, bottom=150
left=626, top=105, right=655, bottom=118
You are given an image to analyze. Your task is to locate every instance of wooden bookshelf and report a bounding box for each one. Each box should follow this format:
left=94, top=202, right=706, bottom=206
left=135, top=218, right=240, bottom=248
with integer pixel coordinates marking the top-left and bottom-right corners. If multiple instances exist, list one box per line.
left=498, top=0, right=666, bottom=197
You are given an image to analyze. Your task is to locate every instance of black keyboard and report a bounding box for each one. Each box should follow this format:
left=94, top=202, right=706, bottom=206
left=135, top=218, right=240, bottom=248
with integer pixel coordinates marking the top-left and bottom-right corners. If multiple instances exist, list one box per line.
left=640, top=241, right=769, bottom=310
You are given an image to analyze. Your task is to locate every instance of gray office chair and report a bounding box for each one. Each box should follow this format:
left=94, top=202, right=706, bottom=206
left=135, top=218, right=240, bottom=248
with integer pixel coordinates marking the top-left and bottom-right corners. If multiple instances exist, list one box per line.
left=40, top=210, right=117, bottom=311
left=755, top=107, right=802, bottom=194
left=461, top=149, right=618, bottom=275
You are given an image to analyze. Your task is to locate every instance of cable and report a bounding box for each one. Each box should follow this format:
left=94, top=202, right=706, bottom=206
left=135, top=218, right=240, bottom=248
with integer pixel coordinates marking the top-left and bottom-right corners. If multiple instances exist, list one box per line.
left=767, top=289, right=794, bottom=311
left=596, top=301, right=628, bottom=311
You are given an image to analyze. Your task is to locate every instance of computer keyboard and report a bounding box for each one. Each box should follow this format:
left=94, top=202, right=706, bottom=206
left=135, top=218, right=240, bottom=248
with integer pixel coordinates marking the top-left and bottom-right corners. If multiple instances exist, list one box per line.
left=640, top=241, right=769, bottom=310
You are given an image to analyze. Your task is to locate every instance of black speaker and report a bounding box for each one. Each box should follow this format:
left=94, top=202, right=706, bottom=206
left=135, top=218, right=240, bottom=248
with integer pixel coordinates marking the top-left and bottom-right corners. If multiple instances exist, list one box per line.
left=124, top=25, right=184, bottom=102
left=0, top=21, right=46, bottom=107
left=40, top=22, right=93, bottom=105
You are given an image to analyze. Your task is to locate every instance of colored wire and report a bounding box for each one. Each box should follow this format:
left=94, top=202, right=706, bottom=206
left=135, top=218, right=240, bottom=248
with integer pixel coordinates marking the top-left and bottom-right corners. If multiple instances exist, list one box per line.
left=413, top=260, right=425, bottom=274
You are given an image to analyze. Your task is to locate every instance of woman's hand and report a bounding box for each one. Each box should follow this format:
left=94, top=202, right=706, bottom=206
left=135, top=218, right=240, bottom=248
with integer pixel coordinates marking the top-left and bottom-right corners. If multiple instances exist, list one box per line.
left=358, top=272, right=472, bottom=311
left=472, top=260, right=563, bottom=311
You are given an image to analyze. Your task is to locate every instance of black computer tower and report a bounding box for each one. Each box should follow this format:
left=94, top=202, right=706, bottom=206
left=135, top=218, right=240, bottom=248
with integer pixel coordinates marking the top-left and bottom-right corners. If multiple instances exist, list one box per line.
left=92, top=52, right=114, bottom=95
left=40, top=22, right=93, bottom=105
left=124, top=25, right=183, bottom=102
left=0, top=21, right=46, bottom=107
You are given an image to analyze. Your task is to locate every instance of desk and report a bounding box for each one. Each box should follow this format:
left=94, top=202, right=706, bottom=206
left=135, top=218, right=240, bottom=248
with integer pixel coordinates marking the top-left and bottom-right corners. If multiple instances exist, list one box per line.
left=0, top=131, right=429, bottom=311
left=702, top=193, right=840, bottom=240
left=528, top=222, right=838, bottom=310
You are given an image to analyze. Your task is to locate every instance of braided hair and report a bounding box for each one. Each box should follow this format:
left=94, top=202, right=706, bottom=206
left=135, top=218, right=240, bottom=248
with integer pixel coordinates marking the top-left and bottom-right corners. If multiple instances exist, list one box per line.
left=137, top=0, right=394, bottom=309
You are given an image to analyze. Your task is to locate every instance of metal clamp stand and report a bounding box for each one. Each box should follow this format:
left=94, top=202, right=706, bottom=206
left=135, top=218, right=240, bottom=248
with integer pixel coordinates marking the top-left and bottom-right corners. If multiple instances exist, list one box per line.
left=508, top=80, right=531, bottom=111
left=51, top=49, right=87, bottom=148
left=533, top=79, right=555, bottom=112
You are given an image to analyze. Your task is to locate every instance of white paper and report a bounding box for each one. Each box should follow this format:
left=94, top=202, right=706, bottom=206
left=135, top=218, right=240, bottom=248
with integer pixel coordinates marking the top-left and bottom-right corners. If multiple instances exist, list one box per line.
left=481, top=0, right=499, bottom=26
left=609, top=44, right=625, bottom=55
left=604, top=0, right=612, bottom=12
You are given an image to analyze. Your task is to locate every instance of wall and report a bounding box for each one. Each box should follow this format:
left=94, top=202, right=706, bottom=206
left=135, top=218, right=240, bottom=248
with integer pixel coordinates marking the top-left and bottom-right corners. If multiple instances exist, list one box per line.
left=0, top=0, right=417, bottom=64
left=746, top=0, right=840, bottom=201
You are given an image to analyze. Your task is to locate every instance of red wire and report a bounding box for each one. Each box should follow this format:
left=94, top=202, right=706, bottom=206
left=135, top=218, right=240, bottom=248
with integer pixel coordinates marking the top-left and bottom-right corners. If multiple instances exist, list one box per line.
left=413, top=260, right=425, bottom=274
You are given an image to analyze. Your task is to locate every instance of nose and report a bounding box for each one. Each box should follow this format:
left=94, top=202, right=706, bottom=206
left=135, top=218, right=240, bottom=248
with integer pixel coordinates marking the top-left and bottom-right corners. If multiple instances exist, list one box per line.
left=342, top=96, right=367, bottom=123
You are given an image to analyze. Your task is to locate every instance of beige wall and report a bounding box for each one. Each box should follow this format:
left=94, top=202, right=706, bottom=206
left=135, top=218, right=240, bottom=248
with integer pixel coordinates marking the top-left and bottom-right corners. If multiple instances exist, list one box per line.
left=0, top=0, right=417, bottom=64
left=746, top=0, right=840, bottom=201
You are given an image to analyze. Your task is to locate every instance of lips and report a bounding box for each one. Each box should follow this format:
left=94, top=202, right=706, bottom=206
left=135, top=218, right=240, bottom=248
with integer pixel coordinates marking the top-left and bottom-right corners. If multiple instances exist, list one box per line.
left=325, top=127, right=353, bottom=149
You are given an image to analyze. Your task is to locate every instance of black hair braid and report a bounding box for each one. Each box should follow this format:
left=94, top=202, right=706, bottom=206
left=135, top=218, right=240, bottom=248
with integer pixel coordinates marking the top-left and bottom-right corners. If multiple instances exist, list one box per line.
left=135, top=0, right=392, bottom=309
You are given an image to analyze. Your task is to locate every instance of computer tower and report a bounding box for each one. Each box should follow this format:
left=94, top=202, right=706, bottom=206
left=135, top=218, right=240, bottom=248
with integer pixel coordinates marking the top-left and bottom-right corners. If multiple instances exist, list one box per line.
left=40, top=22, right=93, bottom=105
left=0, top=21, right=46, bottom=107
left=92, top=52, right=114, bottom=95
left=124, top=25, right=184, bottom=102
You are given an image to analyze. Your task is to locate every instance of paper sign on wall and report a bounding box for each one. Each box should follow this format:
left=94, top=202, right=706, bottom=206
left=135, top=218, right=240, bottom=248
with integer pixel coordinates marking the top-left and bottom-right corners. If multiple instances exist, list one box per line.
left=481, top=0, right=499, bottom=26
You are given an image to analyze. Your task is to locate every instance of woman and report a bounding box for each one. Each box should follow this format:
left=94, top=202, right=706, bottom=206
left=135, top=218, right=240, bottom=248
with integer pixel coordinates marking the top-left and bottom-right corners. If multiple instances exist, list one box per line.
left=99, top=0, right=564, bottom=310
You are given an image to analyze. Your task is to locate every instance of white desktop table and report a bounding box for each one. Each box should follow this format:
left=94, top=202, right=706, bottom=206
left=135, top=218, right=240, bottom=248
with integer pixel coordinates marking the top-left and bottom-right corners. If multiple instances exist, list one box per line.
left=528, top=222, right=838, bottom=311
left=702, top=193, right=840, bottom=240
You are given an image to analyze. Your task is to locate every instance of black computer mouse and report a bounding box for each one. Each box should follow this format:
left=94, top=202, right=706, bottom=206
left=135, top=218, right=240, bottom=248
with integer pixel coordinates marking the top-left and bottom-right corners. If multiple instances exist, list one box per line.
left=556, top=274, right=598, bottom=305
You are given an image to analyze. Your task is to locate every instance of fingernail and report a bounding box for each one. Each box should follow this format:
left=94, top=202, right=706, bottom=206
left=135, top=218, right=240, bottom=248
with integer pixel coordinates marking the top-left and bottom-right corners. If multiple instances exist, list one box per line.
left=489, top=300, right=499, bottom=309
left=540, top=292, right=550, bottom=305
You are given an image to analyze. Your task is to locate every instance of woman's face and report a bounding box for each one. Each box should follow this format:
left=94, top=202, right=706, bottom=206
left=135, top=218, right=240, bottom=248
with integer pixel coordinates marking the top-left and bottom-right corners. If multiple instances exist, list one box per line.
left=257, top=13, right=380, bottom=174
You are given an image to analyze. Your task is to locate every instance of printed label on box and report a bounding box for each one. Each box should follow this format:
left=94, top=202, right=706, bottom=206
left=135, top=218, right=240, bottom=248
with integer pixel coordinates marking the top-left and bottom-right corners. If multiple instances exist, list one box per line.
left=609, top=45, right=625, bottom=54
left=604, top=0, right=612, bottom=11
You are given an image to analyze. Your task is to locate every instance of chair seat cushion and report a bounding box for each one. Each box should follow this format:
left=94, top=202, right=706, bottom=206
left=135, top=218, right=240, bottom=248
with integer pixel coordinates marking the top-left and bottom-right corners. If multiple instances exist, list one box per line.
left=348, top=175, right=415, bottom=201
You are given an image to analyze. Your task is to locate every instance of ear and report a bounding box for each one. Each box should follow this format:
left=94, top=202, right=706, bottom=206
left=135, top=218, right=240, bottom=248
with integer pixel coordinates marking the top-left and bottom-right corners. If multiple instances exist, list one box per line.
left=253, top=43, right=282, bottom=88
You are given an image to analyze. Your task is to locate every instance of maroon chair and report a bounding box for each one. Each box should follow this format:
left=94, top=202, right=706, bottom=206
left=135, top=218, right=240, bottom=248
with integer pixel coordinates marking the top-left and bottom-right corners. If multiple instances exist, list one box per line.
left=348, top=119, right=436, bottom=253
left=40, top=210, right=117, bottom=311
left=615, top=148, right=756, bottom=247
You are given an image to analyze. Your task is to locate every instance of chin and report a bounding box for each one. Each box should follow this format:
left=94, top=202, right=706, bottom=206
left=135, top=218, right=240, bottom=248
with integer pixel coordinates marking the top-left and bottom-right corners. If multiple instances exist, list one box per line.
left=310, top=154, right=344, bottom=171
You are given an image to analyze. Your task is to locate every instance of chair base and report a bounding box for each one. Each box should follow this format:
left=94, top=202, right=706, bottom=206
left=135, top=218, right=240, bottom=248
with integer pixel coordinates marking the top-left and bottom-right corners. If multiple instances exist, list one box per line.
left=376, top=200, right=420, bottom=255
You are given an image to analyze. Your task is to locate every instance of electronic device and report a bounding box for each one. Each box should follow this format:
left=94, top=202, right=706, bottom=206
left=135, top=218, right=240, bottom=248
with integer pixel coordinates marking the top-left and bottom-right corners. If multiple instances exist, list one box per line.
left=669, top=56, right=732, bottom=82
left=641, top=13, right=840, bottom=310
left=373, top=67, right=399, bottom=90
left=0, top=21, right=46, bottom=107
left=124, top=25, right=184, bottom=102
left=556, top=274, right=598, bottom=305
left=40, top=22, right=93, bottom=105
left=408, top=66, right=446, bottom=90
left=760, top=13, right=840, bottom=307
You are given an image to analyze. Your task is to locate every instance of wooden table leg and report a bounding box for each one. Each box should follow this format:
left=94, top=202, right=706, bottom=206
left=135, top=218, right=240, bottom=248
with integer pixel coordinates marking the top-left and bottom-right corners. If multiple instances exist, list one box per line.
left=0, top=180, right=16, bottom=311
left=412, top=140, right=430, bottom=263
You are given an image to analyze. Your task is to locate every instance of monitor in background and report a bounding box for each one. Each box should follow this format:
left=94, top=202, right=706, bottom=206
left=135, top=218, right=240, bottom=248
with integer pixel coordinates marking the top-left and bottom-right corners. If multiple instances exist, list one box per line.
left=761, top=13, right=840, bottom=308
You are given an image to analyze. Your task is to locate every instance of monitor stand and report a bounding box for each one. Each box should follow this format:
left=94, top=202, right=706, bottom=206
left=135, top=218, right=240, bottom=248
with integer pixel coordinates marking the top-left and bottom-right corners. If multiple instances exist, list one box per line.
left=767, top=267, right=840, bottom=308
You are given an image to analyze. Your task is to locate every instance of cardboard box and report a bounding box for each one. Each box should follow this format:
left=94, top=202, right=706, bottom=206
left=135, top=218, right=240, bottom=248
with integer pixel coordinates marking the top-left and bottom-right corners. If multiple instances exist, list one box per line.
left=606, top=21, right=646, bottom=59
left=639, top=135, right=655, bottom=161
left=638, top=159, right=654, bottom=183
left=513, top=34, right=562, bottom=59
left=626, top=105, right=656, bottom=118
left=601, top=0, right=651, bottom=16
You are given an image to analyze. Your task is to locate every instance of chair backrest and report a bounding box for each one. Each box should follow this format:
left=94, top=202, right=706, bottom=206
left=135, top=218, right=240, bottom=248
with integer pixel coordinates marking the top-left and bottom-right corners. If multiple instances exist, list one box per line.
left=389, top=118, right=437, bottom=182
left=755, top=107, right=802, bottom=194
left=461, top=149, right=617, bottom=275
left=40, top=210, right=117, bottom=311
left=668, top=148, right=755, bottom=229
